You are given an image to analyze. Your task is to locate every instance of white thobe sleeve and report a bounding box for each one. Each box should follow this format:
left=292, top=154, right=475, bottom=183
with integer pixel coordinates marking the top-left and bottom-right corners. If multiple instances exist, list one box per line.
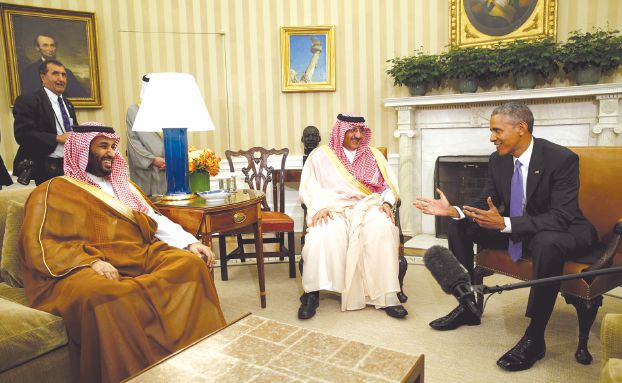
left=380, top=184, right=396, bottom=206
left=147, top=207, right=198, bottom=249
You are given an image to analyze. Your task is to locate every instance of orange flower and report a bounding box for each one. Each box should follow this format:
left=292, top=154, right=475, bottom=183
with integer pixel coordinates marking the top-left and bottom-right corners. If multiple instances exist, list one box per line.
left=188, top=148, right=221, bottom=176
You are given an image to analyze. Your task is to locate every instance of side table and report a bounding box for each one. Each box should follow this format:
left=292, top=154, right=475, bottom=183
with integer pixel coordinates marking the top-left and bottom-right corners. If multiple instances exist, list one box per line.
left=154, top=189, right=267, bottom=308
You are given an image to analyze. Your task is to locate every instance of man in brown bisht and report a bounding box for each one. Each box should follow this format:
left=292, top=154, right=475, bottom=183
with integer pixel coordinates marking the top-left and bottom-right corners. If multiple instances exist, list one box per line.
left=20, top=122, right=226, bottom=383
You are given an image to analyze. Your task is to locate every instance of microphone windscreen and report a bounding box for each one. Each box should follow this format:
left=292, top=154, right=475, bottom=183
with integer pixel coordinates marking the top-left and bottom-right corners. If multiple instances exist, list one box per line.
left=423, top=245, right=471, bottom=294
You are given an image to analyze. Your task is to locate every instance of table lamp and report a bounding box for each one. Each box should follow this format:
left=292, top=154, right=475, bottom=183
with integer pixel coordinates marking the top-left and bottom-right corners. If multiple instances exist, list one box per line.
left=132, top=72, right=215, bottom=200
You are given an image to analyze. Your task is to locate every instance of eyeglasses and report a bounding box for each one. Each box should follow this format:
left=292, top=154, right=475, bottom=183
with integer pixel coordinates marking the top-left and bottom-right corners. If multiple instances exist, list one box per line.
left=347, top=127, right=367, bottom=134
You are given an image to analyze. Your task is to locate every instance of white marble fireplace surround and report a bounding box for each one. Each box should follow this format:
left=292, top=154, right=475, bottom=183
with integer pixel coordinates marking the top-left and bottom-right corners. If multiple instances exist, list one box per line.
left=384, top=83, right=622, bottom=238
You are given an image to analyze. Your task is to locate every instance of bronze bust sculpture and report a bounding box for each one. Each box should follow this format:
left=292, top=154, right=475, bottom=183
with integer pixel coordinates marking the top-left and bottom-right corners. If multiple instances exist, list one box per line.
left=301, top=126, right=321, bottom=160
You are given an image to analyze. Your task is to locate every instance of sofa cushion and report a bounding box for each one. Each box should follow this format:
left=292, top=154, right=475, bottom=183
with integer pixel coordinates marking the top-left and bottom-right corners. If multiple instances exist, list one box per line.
left=601, top=358, right=622, bottom=383
left=0, top=297, right=67, bottom=373
left=0, top=200, right=25, bottom=287
left=0, top=282, right=29, bottom=306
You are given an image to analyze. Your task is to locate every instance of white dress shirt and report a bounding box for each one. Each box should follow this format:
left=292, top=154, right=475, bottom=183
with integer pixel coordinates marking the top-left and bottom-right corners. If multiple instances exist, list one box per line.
left=343, top=147, right=396, bottom=206
left=86, top=173, right=198, bottom=249
left=43, top=87, right=73, bottom=158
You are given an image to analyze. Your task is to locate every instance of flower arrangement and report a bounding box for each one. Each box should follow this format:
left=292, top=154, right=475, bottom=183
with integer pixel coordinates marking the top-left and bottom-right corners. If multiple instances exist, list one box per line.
left=188, top=146, right=221, bottom=176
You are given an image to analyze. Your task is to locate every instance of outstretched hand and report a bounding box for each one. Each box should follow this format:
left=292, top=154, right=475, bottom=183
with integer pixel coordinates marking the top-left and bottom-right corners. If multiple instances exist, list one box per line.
left=462, top=197, right=505, bottom=230
left=414, top=188, right=458, bottom=218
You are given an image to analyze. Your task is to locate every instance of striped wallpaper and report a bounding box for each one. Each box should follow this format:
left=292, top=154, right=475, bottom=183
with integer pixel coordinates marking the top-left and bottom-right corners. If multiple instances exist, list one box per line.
left=1, top=0, right=621, bottom=170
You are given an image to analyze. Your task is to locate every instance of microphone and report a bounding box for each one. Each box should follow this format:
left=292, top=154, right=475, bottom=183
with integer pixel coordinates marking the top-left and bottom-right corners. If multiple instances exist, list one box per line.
left=423, top=245, right=481, bottom=317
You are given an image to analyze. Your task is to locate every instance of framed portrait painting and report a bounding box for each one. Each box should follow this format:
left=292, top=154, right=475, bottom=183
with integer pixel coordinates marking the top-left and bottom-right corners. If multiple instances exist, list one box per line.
left=0, top=3, right=101, bottom=107
left=450, top=0, right=557, bottom=48
left=280, top=26, right=335, bottom=92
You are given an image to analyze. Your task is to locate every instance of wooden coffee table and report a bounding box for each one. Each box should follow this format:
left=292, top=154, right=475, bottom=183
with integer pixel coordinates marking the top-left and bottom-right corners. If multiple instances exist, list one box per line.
left=124, top=314, right=424, bottom=382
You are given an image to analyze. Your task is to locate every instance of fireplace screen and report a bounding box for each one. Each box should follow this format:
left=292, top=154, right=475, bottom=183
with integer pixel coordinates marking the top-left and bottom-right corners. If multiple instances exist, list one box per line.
left=434, top=155, right=489, bottom=238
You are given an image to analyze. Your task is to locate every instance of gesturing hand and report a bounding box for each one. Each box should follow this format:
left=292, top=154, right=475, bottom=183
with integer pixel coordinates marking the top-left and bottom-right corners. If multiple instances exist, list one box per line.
left=462, top=197, right=505, bottom=230
left=311, top=208, right=333, bottom=227
left=414, top=188, right=458, bottom=218
left=91, top=260, right=120, bottom=281
left=188, top=242, right=216, bottom=268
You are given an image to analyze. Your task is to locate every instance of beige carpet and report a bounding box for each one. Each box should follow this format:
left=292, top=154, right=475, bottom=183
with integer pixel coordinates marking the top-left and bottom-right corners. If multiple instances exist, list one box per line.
left=214, top=260, right=622, bottom=383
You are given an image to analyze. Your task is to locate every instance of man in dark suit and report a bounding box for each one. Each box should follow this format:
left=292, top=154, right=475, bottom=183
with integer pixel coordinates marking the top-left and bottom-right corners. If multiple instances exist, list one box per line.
left=415, top=102, right=598, bottom=371
left=13, top=59, right=78, bottom=185
left=19, top=34, right=88, bottom=97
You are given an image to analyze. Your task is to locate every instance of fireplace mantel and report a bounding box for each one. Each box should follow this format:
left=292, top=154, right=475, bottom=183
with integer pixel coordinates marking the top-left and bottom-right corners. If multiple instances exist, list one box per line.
left=384, top=83, right=622, bottom=237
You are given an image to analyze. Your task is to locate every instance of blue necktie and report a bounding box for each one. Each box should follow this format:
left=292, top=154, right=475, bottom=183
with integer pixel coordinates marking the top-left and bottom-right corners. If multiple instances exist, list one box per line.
left=58, top=96, right=72, bottom=132
left=508, top=159, right=524, bottom=262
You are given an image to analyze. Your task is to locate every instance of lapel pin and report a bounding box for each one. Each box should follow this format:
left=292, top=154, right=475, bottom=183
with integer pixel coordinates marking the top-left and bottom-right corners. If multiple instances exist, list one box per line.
left=534, top=170, right=540, bottom=174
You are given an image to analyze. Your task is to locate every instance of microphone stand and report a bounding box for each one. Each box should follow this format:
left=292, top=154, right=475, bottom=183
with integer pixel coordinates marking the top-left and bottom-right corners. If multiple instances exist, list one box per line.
left=473, top=265, right=622, bottom=294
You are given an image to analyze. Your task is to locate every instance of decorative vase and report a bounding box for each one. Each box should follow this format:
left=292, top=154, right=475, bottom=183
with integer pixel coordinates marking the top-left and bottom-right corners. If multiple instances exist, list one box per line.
left=189, top=172, right=210, bottom=193
left=576, top=65, right=601, bottom=85
left=458, top=78, right=478, bottom=93
left=407, top=83, right=427, bottom=96
left=515, top=72, right=536, bottom=90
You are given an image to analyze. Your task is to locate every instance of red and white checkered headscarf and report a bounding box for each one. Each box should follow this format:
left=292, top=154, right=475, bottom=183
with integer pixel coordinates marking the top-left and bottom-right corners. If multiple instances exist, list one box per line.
left=64, top=121, right=150, bottom=213
left=328, top=113, right=385, bottom=193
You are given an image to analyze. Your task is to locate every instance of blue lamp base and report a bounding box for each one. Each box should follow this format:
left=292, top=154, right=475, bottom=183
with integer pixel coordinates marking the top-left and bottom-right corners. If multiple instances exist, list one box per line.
left=160, top=127, right=196, bottom=201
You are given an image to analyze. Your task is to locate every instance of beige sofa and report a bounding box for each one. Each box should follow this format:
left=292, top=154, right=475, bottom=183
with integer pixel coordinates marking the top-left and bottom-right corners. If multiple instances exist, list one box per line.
left=0, top=187, right=71, bottom=383
left=601, top=313, right=622, bottom=383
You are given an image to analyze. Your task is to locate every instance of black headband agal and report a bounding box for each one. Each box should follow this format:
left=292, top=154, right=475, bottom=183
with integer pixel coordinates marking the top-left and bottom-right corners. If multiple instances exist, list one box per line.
left=142, top=74, right=150, bottom=82
left=337, top=114, right=365, bottom=123
left=72, top=125, right=115, bottom=134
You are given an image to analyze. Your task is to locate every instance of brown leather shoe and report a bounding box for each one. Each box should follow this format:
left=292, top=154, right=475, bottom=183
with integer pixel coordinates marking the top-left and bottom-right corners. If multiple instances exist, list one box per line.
left=429, top=304, right=481, bottom=331
left=497, top=335, right=545, bottom=371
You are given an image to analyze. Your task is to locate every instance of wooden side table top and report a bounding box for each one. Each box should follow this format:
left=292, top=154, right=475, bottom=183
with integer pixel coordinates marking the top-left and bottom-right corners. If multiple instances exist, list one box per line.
left=125, top=314, right=424, bottom=383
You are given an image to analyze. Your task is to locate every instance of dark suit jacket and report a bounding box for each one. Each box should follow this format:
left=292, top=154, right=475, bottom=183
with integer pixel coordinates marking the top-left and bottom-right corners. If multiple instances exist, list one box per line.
left=19, top=60, right=89, bottom=97
left=12, top=88, right=78, bottom=180
left=472, top=137, right=597, bottom=247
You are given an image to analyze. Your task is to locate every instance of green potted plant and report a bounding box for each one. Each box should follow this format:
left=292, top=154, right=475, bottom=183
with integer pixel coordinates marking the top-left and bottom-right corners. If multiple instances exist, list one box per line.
left=386, top=51, right=443, bottom=96
left=441, top=46, right=497, bottom=93
left=556, top=29, right=622, bottom=85
left=495, top=38, right=559, bottom=89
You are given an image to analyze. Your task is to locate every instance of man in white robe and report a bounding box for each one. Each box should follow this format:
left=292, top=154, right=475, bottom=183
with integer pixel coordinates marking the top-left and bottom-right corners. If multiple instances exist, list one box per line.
left=298, top=113, right=408, bottom=319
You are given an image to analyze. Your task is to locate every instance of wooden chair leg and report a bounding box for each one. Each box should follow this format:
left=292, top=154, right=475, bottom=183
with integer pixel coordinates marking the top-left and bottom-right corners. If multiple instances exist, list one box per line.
left=218, top=234, right=229, bottom=281
left=563, top=294, right=603, bottom=365
left=237, top=234, right=246, bottom=262
left=397, top=254, right=408, bottom=303
left=288, top=231, right=296, bottom=278
left=278, top=232, right=285, bottom=261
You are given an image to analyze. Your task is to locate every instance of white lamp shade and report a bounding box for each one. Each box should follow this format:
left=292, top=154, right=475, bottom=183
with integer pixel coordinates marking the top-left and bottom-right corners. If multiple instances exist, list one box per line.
left=132, top=72, right=215, bottom=132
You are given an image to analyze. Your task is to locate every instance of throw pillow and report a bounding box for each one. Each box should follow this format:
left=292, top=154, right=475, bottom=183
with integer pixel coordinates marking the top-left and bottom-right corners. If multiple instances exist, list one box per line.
left=0, top=200, right=25, bottom=287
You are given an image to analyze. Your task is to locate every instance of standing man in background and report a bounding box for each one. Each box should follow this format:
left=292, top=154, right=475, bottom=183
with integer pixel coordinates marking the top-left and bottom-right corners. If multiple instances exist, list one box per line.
left=126, top=75, right=166, bottom=195
left=13, top=59, right=78, bottom=185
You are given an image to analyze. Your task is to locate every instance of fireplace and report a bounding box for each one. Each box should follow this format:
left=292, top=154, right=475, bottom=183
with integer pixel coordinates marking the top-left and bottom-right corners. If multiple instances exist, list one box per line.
left=434, top=155, right=488, bottom=238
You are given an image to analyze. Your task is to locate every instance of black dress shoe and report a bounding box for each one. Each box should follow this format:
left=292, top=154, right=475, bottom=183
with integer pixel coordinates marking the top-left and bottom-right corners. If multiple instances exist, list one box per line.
left=429, top=304, right=481, bottom=331
left=497, top=335, right=545, bottom=371
left=384, top=305, right=408, bottom=318
left=298, top=292, right=319, bottom=320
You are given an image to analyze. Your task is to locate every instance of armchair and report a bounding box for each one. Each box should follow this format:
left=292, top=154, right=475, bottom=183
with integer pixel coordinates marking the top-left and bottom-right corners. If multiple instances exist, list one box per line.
left=473, top=146, right=622, bottom=365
